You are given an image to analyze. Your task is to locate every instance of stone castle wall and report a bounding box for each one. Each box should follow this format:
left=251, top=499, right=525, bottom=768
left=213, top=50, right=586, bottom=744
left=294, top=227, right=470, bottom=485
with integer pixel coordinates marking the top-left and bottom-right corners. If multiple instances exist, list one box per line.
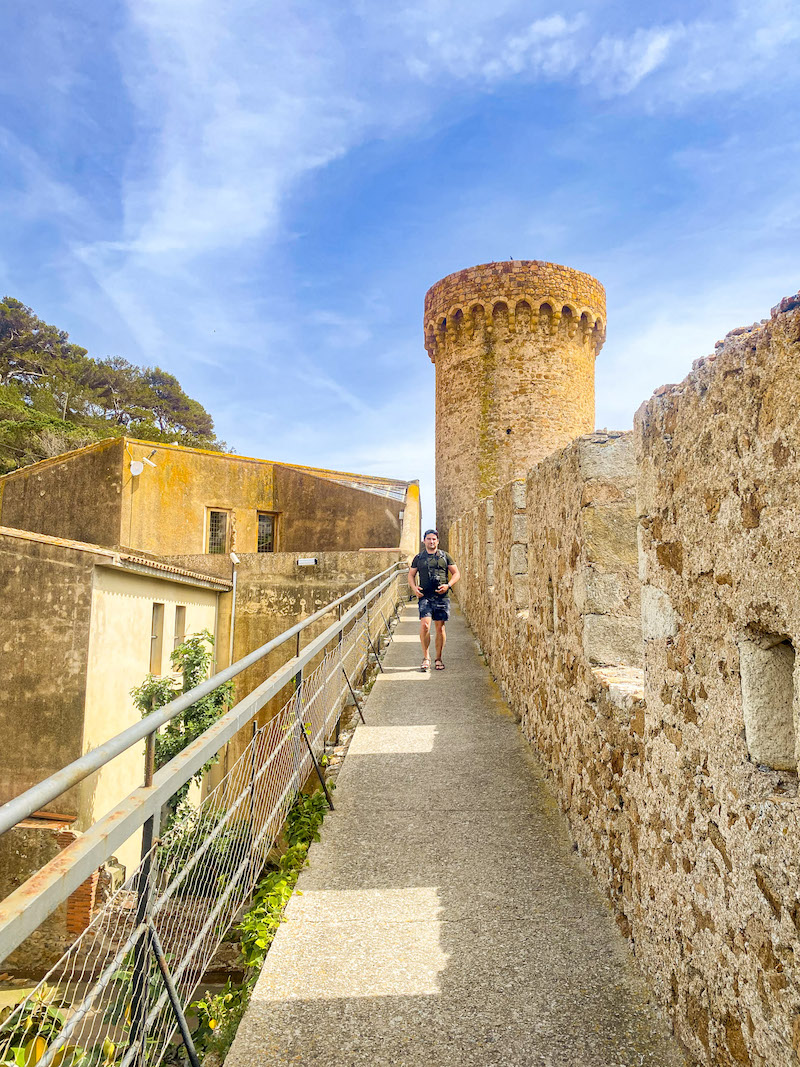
left=424, top=261, right=605, bottom=544
left=449, top=292, right=800, bottom=1066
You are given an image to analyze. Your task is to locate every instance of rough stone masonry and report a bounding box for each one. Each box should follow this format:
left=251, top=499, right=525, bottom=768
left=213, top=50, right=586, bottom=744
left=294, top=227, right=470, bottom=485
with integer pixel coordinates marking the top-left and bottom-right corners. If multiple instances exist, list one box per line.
left=439, top=260, right=800, bottom=1066
left=424, top=260, right=606, bottom=545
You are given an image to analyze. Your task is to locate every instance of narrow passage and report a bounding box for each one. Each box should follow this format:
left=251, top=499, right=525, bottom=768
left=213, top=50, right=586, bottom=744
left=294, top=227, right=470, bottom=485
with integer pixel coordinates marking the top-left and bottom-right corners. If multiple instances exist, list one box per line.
left=227, top=604, right=687, bottom=1067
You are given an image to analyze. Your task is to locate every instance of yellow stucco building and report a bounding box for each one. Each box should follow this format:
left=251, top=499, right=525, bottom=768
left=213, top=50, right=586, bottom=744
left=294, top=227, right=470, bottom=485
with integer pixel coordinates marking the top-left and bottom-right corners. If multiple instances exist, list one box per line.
left=0, top=436, right=419, bottom=557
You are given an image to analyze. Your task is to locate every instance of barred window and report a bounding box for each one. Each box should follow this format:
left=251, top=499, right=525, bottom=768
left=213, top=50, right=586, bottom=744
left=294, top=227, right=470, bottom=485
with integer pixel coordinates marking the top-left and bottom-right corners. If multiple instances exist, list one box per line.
left=208, top=509, right=229, bottom=554
left=258, top=512, right=276, bottom=553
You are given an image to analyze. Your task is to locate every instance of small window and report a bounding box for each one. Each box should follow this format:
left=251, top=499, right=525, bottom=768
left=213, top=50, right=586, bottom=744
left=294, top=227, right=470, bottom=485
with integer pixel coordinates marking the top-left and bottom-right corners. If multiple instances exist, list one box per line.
left=150, top=603, right=165, bottom=675
left=257, top=512, right=277, bottom=553
left=207, top=509, right=229, bottom=554
left=173, top=605, right=186, bottom=651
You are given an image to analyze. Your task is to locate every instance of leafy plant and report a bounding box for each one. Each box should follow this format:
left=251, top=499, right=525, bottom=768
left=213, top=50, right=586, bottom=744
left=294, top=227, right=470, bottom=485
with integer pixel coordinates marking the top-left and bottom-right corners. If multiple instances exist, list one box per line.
left=131, top=631, right=233, bottom=825
left=0, top=983, right=116, bottom=1066
left=286, top=789, right=328, bottom=848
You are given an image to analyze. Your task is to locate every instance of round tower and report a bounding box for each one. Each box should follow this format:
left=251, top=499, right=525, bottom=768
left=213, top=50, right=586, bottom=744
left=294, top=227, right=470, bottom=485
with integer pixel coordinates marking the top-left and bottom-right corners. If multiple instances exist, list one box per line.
left=424, top=260, right=606, bottom=544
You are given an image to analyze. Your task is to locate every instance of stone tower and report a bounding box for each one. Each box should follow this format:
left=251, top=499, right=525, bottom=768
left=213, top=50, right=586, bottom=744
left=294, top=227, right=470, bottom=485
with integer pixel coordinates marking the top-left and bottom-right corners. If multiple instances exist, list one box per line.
left=424, top=260, right=606, bottom=543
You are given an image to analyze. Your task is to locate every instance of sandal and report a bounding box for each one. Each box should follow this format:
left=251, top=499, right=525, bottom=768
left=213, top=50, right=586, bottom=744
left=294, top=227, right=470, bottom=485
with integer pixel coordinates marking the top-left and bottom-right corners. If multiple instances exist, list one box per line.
left=435, top=659, right=445, bottom=670
left=421, top=658, right=430, bottom=672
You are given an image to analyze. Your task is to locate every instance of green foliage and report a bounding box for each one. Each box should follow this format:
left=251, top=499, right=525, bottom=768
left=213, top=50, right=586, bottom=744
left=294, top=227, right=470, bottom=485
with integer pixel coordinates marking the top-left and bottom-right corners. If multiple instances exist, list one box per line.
left=131, top=631, right=233, bottom=824
left=187, top=982, right=245, bottom=1053
left=185, top=790, right=330, bottom=1062
left=285, top=788, right=328, bottom=848
left=0, top=297, right=226, bottom=474
left=0, top=983, right=116, bottom=1066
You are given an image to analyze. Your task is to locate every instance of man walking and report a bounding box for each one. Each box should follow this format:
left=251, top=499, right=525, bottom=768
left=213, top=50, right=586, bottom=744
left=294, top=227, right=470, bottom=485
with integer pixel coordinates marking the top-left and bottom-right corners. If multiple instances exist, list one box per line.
left=408, top=529, right=460, bottom=671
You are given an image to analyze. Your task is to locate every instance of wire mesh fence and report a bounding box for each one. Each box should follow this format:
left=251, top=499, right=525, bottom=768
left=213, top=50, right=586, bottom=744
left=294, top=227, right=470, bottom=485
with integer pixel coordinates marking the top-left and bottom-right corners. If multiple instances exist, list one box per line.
left=0, top=571, right=406, bottom=1067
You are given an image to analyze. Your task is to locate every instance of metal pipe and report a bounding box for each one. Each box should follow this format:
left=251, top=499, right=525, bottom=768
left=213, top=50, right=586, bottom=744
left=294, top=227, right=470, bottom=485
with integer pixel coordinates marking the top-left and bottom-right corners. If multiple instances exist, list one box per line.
left=148, top=920, right=202, bottom=1067
left=294, top=669, right=334, bottom=810
left=131, top=734, right=158, bottom=1067
left=228, top=555, right=239, bottom=668
left=342, top=667, right=366, bottom=724
left=0, top=563, right=406, bottom=838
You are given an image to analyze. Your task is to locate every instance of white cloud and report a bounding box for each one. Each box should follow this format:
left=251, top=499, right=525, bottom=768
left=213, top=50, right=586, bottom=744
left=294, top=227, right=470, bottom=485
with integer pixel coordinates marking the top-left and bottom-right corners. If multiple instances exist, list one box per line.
left=585, top=26, right=680, bottom=96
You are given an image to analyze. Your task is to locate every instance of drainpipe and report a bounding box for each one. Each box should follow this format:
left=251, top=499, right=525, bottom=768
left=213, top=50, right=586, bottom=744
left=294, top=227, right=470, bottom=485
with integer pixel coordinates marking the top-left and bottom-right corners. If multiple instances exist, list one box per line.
left=229, top=552, right=240, bottom=667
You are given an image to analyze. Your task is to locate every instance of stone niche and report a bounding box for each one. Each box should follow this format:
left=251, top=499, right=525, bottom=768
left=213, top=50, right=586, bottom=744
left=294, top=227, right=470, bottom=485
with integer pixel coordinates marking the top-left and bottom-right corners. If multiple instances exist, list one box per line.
left=738, top=632, right=797, bottom=771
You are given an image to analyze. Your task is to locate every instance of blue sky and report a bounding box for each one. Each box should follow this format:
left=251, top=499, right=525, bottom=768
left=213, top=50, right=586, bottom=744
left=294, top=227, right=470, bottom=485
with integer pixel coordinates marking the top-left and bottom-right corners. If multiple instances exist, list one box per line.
left=2, top=1, right=799, bottom=525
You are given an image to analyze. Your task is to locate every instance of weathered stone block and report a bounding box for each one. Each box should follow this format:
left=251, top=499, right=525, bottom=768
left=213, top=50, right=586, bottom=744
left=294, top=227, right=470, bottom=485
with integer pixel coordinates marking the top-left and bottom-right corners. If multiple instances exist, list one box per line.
left=578, top=434, right=635, bottom=483
left=512, top=480, right=527, bottom=510
left=583, top=614, right=642, bottom=667
left=582, top=505, right=638, bottom=570
left=513, top=573, right=529, bottom=609
left=509, top=543, right=527, bottom=575
left=581, top=479, right=626, bottom=506
left=573, top=567, right=627, bottom=614
left=640, top=584, right=678, bottom=640
left=738, top=635, right=796, bottom=770
left=512, top=513, right=527, bottom=544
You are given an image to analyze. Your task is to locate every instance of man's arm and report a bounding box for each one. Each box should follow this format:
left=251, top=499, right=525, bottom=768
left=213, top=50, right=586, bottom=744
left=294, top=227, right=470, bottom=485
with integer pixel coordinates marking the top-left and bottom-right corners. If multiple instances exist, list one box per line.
left=436, top=563, right=460, bottom=594
left=408, top=566, right=423, bottom=598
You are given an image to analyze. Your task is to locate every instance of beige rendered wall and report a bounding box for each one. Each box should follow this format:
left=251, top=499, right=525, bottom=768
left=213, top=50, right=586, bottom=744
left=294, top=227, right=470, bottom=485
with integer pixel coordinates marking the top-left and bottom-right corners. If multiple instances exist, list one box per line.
left=424, top=261, right=606, bottom=545
left=0, top=438, right=124, bottom=547
left=399, top=482, right=422, bottom=558
left=120, top=441, right=276, bottom=554
left=272, top=465, right=404, bottom=552
left=0, top=531, right=98, bottom=812
left=81, top=567, right=219, bottom=873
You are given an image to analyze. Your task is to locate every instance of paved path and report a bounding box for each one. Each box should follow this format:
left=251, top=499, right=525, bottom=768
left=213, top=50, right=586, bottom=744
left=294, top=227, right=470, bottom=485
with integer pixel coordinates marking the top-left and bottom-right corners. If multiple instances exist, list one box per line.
left=227, top=604, right=687, bottom=1067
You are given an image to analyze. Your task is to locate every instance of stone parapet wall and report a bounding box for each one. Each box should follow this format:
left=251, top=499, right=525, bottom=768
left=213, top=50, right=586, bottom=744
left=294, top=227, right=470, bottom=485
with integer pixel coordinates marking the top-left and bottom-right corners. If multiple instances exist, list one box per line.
left=449, top=292, right=800, bottom=1067
left=633, top=292, right=800, bottom=1067
left=450, top=431, right=643, bottom=925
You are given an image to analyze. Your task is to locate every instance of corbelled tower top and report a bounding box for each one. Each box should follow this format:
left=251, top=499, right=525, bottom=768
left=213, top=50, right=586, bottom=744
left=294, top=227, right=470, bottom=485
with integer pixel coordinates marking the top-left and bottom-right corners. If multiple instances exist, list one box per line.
left=424, top=260, right=606, bottom=544
left=424, top=259, right=606, bottom=362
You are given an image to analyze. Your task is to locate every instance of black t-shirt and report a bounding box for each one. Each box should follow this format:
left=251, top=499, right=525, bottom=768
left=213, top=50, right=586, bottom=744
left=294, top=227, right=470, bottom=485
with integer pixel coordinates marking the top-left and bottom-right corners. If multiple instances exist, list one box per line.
left=412, top=550, right=455, bottom=597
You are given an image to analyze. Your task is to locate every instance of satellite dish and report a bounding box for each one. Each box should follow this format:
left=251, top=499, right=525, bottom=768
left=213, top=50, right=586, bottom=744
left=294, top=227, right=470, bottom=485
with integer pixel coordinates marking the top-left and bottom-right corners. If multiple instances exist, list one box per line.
left=130, top=460, right=145, bottom=476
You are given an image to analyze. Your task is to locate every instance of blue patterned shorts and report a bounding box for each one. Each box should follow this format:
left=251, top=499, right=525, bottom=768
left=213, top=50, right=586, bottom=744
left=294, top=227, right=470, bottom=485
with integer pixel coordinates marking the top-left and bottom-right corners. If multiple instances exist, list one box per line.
left=418, top=595, right=450, bottom=622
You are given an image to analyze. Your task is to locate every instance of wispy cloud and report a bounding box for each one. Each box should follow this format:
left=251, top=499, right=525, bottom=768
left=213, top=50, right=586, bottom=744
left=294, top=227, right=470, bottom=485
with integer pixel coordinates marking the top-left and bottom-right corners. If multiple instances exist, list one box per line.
left=2, top=0, right=799, bottom=525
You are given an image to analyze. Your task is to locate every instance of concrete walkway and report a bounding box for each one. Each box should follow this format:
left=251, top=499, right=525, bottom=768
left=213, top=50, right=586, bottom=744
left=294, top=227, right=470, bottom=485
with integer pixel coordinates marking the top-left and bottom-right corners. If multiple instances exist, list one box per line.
left=227, top=604, right=687, bottom=1067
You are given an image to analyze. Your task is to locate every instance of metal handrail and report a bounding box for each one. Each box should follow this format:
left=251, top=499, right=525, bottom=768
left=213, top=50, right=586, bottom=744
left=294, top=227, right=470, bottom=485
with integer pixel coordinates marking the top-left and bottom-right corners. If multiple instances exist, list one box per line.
left=0, top=560, right=403, bottom=839
left=0, top=563, right=406, bottom=961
